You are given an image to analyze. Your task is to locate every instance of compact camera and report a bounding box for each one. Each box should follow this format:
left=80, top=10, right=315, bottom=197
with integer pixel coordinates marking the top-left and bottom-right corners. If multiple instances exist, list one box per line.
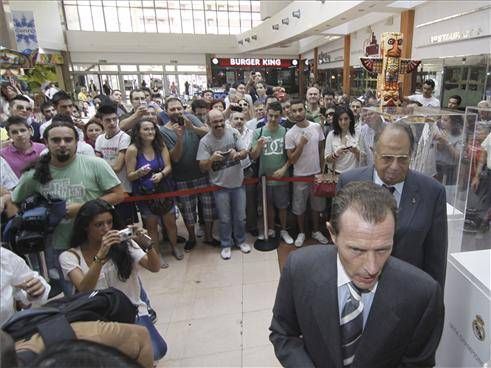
left=118, top=228, right=134, bottom=241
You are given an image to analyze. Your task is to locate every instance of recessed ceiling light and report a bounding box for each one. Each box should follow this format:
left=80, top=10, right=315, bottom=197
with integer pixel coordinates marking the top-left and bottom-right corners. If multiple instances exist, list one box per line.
left=341, top=17, right=346, bottom=20
left=358, top=8, right=364, bottom=11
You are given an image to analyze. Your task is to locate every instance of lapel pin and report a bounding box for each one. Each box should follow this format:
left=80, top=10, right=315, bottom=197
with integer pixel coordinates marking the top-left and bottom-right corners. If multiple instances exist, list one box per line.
left=411, top=198, right=416, bottom=205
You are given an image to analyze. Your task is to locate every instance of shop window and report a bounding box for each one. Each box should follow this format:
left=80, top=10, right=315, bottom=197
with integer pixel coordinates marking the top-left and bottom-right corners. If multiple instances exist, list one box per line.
left=65, top=5, right=80, bottom=30
left=130, top=7, right=145, bottom=32
left=252, top=12, right=261, bottom=28
left=99, top=65, right=119, bottom=72
left=217, top=11, right=229, bottom=35
left=155, top=8, right=170, bottom=33
left=121, top=65, right=138, bottom=72
left=181, top=10, right=194, bottom=33
left=177, top=65, right=206, bottom=72
left=104, top=6, right=119, bottom=31
left=206, top=11, right=218, bottom=34
left=251, top=0, right=260, bottom=13
left=193, top=10, right=206, bottom=34
left=139, top=65, right=163, bottom=72
left=240, top=0, right=251, bottom=12
left=118, top=7, right=133, bottom=32
left=143, top=8, right=157, bottom=32
left=168, top=9, right=182, bottom=33
left=91, top=5, right=105, bottom=31
left=228, top=0, right=239, bottom=12
left=78, top=4, right=94, bottom=31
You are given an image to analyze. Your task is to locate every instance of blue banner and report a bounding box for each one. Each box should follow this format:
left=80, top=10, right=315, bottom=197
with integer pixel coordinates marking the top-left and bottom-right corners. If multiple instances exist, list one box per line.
left=12, top=10, right=38, bottom=55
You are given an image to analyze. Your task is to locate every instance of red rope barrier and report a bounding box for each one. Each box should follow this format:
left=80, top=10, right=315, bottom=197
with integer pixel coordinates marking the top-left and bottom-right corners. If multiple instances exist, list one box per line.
left=121, top=176, right=316, bottom=203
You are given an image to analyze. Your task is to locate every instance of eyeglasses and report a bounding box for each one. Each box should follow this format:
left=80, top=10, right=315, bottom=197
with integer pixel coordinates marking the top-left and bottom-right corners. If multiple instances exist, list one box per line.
left=375, top=153, right=411, bottom=165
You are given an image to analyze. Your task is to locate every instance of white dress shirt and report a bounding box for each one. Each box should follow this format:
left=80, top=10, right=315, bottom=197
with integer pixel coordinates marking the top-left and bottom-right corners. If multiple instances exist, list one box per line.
left=373, top=169, right=405, bottom=207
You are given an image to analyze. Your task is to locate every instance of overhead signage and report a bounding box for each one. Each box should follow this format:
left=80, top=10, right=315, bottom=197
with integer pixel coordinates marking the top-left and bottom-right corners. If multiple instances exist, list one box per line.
left=212, top=58, right=297, bottom=68
left=12, top=11, right=38, bottom=55
left=424, top=27, right=484, bottom=46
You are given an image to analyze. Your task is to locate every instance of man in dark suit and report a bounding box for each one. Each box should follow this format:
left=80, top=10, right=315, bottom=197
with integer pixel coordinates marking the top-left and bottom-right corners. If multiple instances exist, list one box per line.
left=270, top=182, right=444, bottom=367
left=337, top=122, right=447, bottom=288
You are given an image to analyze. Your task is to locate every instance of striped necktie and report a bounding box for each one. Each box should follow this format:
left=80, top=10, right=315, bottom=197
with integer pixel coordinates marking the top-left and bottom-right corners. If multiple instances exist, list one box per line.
left=340, top=282, right=364, bottom=367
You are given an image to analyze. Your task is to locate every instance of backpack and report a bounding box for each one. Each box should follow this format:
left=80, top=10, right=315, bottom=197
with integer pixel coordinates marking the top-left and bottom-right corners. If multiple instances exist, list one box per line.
left=1, top=287, right=137, bottom=344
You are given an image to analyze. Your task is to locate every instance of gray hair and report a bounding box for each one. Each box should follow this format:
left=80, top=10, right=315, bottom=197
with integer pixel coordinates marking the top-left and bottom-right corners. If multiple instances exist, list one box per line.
left=374, top=121, right=415, bottom=154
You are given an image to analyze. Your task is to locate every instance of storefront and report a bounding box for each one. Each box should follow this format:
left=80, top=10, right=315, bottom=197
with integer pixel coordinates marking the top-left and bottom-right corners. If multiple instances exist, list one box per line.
left=209, top=57, right=298, bottom=94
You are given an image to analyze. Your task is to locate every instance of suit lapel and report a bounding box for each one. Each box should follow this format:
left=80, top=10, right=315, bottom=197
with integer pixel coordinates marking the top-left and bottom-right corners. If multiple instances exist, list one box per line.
left=397, top=170, right=420, bottom=237
left=311, top=250, right=343, bottom=368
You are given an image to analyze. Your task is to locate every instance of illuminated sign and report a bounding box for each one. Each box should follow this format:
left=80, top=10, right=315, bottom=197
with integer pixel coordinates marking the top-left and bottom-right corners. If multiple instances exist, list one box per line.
left=426, top=28, right=484, bottom=45
left=212, top=58, right=297, bottom=68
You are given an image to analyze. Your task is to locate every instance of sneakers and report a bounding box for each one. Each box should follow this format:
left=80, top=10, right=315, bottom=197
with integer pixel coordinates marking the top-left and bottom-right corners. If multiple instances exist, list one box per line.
left=312, top=231, right=329, bottom=244
left=221, top=247, right=232, bottom=260
left=238, top=243, right=251, bottom=253
left=280, top=230, right=294, bottom=245
left=258, top=229, right=275, bottom=240
left=294, top=233, right=305, bottom=248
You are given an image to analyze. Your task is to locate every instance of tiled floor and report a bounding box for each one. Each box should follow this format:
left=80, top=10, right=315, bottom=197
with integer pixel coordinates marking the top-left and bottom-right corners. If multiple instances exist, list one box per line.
left=140, top=232, right=284, bottom=367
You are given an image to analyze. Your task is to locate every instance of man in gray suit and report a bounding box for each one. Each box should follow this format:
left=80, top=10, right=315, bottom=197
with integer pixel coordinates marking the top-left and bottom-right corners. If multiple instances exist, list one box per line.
left=337, top=122, right=448, bottom=288
left=270, top=182, right=444, bottom=367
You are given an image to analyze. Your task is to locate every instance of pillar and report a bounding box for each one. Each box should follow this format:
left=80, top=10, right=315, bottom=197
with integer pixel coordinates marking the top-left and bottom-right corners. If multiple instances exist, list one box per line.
left=342, top=34, right=351, bottom=95
left=313, top=47, right=319, bottom=83
left=298, top=53, right=305, bottom=99
left=400, top=9, right=416, bottom=96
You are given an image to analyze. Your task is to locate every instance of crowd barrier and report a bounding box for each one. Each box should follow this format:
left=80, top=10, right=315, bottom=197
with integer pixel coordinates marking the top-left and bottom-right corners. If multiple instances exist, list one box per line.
left=121, top=176, right=317, bottom=203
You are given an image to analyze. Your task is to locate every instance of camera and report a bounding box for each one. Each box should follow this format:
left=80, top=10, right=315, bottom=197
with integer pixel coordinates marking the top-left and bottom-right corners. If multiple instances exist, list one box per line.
left=118, top=228, right=133, bottom=241
left=177, top=116, right=185, bottom=126
left=230, top=104, right=243, bottom=113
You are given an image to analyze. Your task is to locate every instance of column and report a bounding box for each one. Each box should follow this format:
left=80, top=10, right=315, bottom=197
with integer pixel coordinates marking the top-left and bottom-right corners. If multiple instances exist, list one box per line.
left=313, top=47, right=319, bottom=83
left=342, top=34, right=351, bottom=95
left=400, top=9, right=416, bottom=96
left=299, top=53, right=305, bottom=99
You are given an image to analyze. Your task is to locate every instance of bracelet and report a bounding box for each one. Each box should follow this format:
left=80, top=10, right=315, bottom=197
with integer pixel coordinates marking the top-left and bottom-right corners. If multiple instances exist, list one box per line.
left=93, top=255, right=107, bottom=264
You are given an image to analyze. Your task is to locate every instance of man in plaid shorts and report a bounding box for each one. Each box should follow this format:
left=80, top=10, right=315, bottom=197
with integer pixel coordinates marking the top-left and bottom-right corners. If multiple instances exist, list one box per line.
left=160, top=97, right=218, bottom=251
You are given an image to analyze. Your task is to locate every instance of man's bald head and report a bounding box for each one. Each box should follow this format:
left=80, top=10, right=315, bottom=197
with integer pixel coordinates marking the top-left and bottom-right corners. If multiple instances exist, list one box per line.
left=207, top=109, right=226, bottom=137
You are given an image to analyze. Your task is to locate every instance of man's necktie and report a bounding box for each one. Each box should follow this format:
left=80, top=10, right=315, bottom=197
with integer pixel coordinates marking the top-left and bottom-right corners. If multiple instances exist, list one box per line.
left=382, top=184, right=396, bottom=194
left=340, top=282, right=364, bottom=367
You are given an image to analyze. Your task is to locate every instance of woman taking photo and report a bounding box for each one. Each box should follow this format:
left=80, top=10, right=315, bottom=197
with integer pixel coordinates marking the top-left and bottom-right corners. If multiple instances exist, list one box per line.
left=125, top=119, right=181, bottom=268
left=324, top=107, right=361, bottom=173
left=59, top=199, right=167, bottom=362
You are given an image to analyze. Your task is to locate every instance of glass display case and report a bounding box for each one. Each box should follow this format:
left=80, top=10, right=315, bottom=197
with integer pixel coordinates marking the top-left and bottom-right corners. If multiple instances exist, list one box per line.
left=361, top=106, right=490, bottom=367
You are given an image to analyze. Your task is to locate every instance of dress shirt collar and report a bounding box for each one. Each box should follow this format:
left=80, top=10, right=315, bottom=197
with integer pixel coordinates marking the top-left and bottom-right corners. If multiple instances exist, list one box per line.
left=373, top=169, right=405, bottom=199
left=337, top=253, right=378, bottom=294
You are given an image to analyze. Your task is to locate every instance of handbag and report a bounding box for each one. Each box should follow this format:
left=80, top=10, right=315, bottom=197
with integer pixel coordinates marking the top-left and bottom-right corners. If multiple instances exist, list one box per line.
left=147, top=177, right=175, bottom=216
left=312, top=161, right=338, bottom=197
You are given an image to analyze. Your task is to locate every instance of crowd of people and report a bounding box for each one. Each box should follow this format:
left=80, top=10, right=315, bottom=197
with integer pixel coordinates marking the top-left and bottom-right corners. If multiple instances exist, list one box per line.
left=1, top=69, right=490, bottom=366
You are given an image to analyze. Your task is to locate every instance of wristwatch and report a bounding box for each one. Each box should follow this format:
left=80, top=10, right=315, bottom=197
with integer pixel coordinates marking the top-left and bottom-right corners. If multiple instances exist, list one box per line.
left=93, top=255, right=106, bottom=264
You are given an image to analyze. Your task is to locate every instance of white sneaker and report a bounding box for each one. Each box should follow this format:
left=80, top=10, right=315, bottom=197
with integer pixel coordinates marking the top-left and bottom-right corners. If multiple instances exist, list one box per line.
left=238, top=243, right=251, bottom=253
left=312, top=231, right=329, bottom=244
left=280, top=230, right=294, bottom=245
left=220, top=247, right=232, bottom=260
left=258, top=229, right=275, bottom=240
left=295, top=233, right=305, bottom=248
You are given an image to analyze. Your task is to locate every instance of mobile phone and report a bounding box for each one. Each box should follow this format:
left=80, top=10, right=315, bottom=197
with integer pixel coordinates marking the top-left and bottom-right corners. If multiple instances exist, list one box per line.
left=118, top=228, right=133, bottom=241
left=177, top=116, right=185, bottom=126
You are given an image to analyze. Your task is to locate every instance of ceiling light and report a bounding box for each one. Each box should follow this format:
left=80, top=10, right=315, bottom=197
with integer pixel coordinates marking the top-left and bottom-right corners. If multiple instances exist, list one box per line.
left=292, top=59, right=298, bottom=66
left=212, top=58, right=219, bottom=64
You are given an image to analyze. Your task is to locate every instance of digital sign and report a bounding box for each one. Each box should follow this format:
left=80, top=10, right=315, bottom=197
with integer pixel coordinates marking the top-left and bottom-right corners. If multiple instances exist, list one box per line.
left=212, top=58, right=298, bottom=68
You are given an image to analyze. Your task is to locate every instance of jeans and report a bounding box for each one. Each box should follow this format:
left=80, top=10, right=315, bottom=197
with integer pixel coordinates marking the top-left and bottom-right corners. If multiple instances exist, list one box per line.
left=213, top=186, right=246, bottom=248
left=136, top=314, right=167, bottom=361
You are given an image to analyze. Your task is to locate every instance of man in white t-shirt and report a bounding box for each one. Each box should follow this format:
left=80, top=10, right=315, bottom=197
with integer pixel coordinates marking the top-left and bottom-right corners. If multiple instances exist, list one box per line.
left=95, top=104, right=135, bottom=224
left=406, top=79, right=440, bottom=108
left=285, top=99, right=329, bottom=248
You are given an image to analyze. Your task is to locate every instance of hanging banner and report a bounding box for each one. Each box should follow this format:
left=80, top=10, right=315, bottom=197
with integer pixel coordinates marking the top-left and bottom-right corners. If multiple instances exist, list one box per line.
left=12, top=10, right=38, bottom=55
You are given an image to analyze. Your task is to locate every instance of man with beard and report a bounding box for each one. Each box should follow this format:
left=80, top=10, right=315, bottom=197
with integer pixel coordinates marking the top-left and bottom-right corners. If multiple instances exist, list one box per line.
left=12, top=121, right=124, bottom=295
left=160, top=97, right=217, bottom=251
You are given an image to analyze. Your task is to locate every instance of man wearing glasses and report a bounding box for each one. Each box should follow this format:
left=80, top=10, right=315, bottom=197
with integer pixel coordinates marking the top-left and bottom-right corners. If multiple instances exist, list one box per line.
left=337, top=122, right=448, bottom=289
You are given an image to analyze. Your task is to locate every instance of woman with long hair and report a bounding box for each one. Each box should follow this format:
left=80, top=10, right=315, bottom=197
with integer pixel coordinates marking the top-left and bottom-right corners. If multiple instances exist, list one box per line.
left=324, top=107, right=361, bottom=173
left=58, top=199, right=166, bottom=362
left=125, top=119, right=180, bottom=268
left=83, top=116, right=104, bottom=148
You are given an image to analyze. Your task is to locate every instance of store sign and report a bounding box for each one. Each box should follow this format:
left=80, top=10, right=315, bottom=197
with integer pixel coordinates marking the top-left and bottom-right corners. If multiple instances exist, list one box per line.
left=12, top=11, right=38, bottom=55
left=212, top=58, right=297, bottom=68
left=427, top=27, right=483, bottom=45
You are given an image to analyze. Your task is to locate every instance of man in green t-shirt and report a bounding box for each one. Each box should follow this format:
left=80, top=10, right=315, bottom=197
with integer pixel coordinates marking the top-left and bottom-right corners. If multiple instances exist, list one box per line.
left=12, top=121, right=124, bottom=294
left=250, top=102, right=293, bottom=245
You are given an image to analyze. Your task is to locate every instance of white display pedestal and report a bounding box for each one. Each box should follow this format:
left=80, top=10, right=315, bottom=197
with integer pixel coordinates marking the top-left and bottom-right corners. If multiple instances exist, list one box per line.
left=436, top=250, right=490, bottom=367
